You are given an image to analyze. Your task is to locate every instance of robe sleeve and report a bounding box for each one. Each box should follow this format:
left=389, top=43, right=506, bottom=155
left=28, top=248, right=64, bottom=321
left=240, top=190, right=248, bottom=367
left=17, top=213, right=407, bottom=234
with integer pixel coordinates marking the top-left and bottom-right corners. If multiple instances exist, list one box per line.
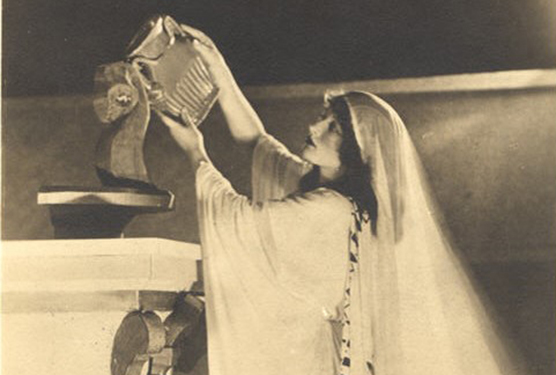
left=251, top=133, right=312, bottom=202
left=195, top=161, right=351, bottom=374
left=196, top=161, right=350, bottom=301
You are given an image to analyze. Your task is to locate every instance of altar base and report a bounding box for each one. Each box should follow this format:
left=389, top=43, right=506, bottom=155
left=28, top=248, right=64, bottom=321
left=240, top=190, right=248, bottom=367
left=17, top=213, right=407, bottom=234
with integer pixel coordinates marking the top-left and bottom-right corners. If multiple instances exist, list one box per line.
left=1, top=238, right=206, bottom=375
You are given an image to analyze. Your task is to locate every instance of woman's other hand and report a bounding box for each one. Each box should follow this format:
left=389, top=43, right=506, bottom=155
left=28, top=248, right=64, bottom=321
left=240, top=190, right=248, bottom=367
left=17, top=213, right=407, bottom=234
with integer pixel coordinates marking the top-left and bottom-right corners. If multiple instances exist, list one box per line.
left=156, top=110, right=209, bottom=168
left=180, top=24, right=233, bottom=91
left=180, top=24, right=266, bottom=144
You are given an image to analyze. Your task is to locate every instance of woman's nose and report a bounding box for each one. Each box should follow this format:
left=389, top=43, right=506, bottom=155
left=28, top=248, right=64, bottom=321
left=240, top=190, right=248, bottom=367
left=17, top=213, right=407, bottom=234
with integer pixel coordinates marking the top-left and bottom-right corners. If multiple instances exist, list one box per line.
left=309, top=120, right=325, bottom=134
left=308, top=123, right=318, bottom=136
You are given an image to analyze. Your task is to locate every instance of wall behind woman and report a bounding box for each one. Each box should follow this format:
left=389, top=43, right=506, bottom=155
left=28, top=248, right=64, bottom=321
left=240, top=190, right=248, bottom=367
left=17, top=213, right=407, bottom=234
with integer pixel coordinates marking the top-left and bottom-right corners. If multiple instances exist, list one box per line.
left=2, top=71, right=555, bottom=373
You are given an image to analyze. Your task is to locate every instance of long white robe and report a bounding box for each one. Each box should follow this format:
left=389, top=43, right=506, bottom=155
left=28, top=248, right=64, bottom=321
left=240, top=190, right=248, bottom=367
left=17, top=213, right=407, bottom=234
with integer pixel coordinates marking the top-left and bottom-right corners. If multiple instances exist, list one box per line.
left=196, top=134, right=352, bottom=375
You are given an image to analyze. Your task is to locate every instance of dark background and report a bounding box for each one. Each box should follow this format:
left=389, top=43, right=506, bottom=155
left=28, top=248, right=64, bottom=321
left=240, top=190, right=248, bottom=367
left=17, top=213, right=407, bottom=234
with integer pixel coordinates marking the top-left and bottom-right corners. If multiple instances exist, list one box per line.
left=2, top=0, right=556, bottom=97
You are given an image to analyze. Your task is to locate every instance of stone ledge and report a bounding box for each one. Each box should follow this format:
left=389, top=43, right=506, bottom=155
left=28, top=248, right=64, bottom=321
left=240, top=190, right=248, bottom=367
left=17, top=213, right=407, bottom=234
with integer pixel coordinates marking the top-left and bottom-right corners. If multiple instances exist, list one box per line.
left=243, top=69, right=556, bottom=100
left=1, top=290, right=180, bottom=313
left=1, top=238, right=201, bottom=313
left=7, top=69, right=555, bottom=106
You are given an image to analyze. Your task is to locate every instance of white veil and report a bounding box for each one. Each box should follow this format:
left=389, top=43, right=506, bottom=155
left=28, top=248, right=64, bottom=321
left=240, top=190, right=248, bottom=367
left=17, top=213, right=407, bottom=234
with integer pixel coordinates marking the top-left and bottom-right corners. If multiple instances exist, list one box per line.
left=334, top=92, right=526, bottom=375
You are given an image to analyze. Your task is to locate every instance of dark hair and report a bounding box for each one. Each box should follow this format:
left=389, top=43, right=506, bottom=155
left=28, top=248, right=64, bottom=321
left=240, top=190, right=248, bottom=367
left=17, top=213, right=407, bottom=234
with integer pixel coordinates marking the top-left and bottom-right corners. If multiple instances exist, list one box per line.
left=299, top=95, right=378, bottom=233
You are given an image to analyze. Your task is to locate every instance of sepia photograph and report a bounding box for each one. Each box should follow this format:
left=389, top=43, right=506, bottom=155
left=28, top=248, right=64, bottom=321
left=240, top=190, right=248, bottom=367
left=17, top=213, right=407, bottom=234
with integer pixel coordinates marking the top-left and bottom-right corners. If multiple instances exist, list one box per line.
left=1, top=1, right=555, bottom=374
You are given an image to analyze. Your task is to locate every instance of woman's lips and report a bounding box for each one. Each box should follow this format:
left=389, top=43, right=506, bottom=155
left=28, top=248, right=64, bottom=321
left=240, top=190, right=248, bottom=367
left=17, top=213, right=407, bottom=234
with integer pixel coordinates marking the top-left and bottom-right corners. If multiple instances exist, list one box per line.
left=305, top=135, right=315, bottom=147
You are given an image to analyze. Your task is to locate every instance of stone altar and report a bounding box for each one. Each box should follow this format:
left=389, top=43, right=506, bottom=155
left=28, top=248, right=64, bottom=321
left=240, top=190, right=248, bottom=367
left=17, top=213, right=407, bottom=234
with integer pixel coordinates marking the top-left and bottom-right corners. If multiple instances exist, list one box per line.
left=2, top=239, right=206, bottom=375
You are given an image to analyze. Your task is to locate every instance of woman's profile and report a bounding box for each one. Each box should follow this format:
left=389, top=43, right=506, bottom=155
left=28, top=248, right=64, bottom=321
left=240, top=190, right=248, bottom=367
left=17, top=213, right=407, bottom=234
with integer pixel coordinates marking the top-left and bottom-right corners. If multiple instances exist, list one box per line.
left=157, top=24, right=524, bottom=375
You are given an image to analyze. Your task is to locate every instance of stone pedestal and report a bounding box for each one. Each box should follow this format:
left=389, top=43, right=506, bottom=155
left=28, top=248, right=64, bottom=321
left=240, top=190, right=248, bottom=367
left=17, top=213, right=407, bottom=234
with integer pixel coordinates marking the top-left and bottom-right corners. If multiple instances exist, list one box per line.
left=1, top=238, right=206, bottom=375
left=37, top=186, right=175, bottom=239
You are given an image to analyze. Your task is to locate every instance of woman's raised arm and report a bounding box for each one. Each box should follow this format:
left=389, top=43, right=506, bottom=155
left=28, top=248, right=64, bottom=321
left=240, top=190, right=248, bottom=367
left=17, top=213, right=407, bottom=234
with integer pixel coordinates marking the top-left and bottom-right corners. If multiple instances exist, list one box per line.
left=181, top=24, right=266, bottom=144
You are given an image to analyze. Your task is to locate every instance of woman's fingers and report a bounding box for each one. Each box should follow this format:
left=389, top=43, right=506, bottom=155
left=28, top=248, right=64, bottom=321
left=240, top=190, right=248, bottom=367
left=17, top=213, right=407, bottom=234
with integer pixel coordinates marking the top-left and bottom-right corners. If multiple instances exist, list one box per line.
left=154, top=109, right=204, bottom=153
left=192, top=40, right=213, bottom=61
left=180, top=110, right=195, bottom=127
left=179, top=23, right=203, bottom=38
left=179, top=25, right=233, bottom=90
left=180, top=24, right=214, bottom=48
left=154, top=110, right=182, bottom=129
left=179, top=25, right=224, bottom=77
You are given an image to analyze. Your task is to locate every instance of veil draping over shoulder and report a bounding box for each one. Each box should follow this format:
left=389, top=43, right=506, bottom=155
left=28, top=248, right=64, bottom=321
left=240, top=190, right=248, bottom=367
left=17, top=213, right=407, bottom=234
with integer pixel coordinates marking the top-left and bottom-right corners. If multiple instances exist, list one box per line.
left=335, top=92, right=525, bottom=375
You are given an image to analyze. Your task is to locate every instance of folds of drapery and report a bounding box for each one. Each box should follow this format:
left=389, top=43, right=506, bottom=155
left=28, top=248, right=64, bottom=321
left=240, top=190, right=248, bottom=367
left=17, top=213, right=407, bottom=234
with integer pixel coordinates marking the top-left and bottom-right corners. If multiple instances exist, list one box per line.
left=196, top=106, right=527, bottom=375
left=195, top=134, right=352, bottom=375
left=343, top=92, right=528, bottom=375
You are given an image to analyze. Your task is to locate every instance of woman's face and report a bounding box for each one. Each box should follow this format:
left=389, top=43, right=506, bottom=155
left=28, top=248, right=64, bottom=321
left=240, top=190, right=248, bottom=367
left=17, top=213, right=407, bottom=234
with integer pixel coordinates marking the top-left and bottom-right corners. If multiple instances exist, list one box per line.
left=301, top=109, right=344, bottom=168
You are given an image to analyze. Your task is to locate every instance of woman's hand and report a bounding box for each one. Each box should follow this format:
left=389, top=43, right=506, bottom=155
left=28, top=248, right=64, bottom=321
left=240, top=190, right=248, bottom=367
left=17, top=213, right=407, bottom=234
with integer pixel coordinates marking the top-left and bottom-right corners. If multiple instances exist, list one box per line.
left=180, top=24, right=234, bottom=91
left=180, top=24, right=266, bottom=144
left=156, top=110, right=209, bottom=168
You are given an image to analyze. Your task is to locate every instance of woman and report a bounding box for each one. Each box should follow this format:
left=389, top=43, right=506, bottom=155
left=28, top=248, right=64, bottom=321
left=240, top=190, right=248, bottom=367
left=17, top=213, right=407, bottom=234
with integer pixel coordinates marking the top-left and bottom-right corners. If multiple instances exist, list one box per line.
left=158, top=25, right=523, bottom=375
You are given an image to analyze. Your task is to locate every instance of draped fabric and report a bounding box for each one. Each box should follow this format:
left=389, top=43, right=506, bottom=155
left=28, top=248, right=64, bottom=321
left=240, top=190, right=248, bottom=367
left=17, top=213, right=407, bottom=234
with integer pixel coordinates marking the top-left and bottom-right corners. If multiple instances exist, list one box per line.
left=336, top=91, right=526, bottom=375
left=196, top=134, right=352, bottom=375
left=196, top=92, right=526, bottom=375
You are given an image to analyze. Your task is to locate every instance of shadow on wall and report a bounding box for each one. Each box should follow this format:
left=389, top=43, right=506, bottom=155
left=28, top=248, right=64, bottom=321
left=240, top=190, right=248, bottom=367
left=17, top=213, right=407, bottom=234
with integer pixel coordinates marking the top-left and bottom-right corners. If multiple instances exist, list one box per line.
left=2, top=76, right=556, bottom=374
